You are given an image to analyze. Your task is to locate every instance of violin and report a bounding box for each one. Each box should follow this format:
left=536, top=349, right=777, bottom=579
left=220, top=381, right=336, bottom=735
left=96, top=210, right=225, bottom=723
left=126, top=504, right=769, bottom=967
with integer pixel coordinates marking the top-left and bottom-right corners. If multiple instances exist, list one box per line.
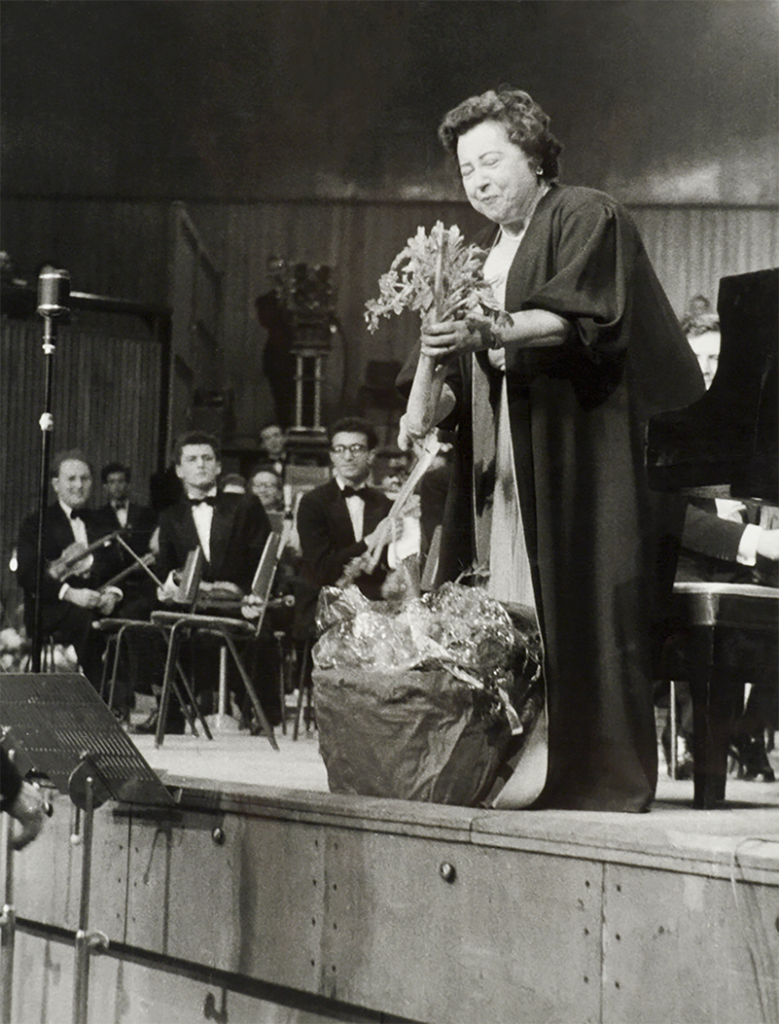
left=46, top=531, right=122, bottom=582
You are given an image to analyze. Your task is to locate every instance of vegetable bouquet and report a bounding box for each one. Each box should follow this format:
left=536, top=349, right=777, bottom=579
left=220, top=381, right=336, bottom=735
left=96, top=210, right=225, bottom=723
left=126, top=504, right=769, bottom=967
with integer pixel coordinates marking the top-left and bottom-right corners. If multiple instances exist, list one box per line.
left=364, top=221, right=505, bottom=332
left=365, top=221, right=508, bottom=442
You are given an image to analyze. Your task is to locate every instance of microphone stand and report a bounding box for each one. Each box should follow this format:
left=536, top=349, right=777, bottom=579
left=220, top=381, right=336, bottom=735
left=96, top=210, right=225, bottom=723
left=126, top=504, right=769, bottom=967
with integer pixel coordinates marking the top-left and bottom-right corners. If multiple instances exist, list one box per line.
left=31, top=267, right=70, bottom=672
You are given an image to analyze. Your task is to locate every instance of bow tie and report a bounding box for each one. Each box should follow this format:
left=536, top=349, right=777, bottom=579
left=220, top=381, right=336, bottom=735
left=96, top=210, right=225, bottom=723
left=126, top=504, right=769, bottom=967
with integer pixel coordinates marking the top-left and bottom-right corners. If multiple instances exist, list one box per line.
left=341, top=486, right=369, bottom=499
left=70, top=510, right=84, bottom=520
left=113, top=501, right=128, bottom=511
left=189, top=496, right=216, bottom=507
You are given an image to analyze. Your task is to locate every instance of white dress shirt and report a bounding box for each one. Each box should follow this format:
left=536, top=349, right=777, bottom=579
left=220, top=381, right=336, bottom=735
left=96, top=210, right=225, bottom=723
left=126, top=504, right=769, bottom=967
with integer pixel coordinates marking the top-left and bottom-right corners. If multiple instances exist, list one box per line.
left=190, top=490, right=217, bottom=562
left=335, top=475, right=365, bottom=542
left=58, top=500, right=89, bottom=600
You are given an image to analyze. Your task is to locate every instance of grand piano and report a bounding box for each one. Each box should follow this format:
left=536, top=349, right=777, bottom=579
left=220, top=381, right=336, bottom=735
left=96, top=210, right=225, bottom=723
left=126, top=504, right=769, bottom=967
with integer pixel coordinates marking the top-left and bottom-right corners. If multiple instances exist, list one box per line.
left=647, top=267, right=778, bottom=808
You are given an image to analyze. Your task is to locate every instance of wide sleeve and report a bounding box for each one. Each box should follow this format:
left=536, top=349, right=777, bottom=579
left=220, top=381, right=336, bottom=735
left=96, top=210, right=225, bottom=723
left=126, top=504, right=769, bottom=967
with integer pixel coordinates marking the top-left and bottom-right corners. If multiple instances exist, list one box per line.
left=512, top=196, right=640, bottom=356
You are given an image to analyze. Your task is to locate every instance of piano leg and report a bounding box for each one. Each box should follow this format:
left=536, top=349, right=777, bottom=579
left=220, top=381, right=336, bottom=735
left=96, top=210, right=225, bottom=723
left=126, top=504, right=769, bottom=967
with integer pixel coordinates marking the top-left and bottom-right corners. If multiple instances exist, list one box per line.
left=687, top=627, right=744, bottom=808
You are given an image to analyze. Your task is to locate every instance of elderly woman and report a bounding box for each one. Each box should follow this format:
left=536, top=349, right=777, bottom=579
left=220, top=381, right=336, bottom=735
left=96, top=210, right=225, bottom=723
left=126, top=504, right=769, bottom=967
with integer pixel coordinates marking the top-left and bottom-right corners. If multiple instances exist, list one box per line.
left=400, top=87, right=704, bottom=811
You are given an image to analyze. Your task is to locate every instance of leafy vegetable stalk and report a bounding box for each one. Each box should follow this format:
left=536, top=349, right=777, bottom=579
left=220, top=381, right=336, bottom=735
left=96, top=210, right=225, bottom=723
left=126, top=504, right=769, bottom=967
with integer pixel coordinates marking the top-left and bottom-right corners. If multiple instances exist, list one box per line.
left=365, top=222, right=507, bottom=437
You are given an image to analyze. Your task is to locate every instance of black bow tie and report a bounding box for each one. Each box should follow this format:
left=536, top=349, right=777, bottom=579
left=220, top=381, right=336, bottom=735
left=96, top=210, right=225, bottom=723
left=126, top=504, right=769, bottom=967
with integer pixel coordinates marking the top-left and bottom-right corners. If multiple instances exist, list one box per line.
left=189, top=496, right=216, bottom=507
left=113, top=501, right=128, bottom=511
left=70, top=510, right=84, bottom=520
left=342, top=486, right=369, bottom=499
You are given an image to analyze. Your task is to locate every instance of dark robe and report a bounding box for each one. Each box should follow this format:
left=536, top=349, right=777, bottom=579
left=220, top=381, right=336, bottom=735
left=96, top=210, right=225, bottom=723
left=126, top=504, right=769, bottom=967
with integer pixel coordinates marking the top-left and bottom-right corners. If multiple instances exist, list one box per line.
left=401, top=184, right=705, bottom=811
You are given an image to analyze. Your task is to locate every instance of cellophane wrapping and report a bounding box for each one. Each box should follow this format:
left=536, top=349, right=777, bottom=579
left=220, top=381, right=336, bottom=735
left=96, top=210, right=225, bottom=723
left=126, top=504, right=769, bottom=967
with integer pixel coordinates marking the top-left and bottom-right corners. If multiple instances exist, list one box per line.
left=312, top=582, right=543, bottom=805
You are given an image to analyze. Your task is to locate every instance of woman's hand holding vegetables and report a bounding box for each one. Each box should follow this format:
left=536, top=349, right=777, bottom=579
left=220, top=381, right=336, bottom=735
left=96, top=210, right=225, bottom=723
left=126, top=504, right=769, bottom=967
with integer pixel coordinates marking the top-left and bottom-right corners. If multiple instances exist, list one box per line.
left=421, top=317, right=500, bottom=361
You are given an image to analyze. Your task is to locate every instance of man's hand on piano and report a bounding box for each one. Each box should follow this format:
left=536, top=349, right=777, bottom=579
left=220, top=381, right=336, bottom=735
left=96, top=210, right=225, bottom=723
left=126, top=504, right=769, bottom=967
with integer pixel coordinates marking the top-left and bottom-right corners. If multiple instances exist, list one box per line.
left=756, top=529, right=779, bottom=562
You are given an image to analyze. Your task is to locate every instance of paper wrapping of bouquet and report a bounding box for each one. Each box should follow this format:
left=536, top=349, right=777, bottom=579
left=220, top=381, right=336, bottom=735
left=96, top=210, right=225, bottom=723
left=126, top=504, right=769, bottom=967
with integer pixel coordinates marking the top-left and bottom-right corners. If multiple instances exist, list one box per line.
left=313, top=666, right=513, bottom=806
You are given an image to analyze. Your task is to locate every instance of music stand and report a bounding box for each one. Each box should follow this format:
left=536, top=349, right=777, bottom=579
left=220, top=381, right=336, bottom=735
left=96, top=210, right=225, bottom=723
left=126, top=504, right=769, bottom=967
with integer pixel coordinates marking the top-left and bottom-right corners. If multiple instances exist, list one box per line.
left=0, top=672, right=173, bottom=1024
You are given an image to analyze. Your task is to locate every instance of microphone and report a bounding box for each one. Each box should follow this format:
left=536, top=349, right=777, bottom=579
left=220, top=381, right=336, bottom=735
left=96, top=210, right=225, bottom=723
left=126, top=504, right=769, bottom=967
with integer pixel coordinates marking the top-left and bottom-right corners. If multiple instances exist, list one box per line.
left=37, top=266, right=71, bottom=318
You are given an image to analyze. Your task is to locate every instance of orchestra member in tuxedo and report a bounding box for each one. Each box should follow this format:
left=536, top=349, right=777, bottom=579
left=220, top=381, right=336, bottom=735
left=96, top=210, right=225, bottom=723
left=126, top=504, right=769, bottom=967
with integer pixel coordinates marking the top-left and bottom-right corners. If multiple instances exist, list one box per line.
left=96, top=461, right=161, bottom=719
left=660, top=317, right=779, bottom=780
left=154, top=431, right=279, bottom=728
left=258, top=423, right=290, bottom=482
left=98, top=462, right=158, bottom=561
left=662, top=497, right=779, bottom=782
left=294, top=417, right=397, bottom=646
left=16, top=450, right=120, bottom=690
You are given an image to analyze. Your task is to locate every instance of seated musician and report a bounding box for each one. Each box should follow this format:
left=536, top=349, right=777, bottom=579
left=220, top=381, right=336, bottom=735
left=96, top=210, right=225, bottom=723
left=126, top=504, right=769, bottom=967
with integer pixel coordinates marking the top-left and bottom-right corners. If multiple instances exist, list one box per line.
left=16, top=450, right=121, bottom=691
left=293, top=417, right=402, bottom=667
left=95, top=460, right=162, bottom=722
left=661, top=317, right=779, bottom=780
left=98, top=461, right=158, bottom=565
left=153, top=431, right=281, bottom=730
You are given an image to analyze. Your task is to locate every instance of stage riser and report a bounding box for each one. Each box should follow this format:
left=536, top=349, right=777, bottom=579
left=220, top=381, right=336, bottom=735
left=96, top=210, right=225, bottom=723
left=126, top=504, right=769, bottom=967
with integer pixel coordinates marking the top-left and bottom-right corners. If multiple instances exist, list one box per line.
left=4, top=791, right=778, bottom=1024
left=7, top=931, right=364, bottom=1024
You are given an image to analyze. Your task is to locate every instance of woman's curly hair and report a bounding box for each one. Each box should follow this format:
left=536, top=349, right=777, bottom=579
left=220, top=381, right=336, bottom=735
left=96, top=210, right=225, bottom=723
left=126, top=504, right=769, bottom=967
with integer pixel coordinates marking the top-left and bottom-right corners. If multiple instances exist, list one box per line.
left=438, top=86, right=563, bottom=181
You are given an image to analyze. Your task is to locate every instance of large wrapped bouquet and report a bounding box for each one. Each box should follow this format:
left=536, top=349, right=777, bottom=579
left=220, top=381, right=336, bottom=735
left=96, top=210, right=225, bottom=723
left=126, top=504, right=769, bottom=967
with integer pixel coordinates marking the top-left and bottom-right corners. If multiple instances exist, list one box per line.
left=312, top=581, right=543, bottom=806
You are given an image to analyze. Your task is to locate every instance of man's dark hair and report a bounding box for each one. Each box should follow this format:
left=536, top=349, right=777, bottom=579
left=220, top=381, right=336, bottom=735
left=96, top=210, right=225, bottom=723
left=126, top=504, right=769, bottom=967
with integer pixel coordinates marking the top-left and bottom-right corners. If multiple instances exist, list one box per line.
left=173, top=430, right=221, bottom=464
left=101, top=461, right=131, bottom=484
left=327, top=416, right=379, bottom=450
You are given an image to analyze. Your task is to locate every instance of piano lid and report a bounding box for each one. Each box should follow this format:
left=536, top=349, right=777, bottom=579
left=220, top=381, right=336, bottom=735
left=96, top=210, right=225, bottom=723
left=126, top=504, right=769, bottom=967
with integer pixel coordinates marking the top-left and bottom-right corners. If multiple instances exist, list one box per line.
left=646, top=267, right=778, bottom=502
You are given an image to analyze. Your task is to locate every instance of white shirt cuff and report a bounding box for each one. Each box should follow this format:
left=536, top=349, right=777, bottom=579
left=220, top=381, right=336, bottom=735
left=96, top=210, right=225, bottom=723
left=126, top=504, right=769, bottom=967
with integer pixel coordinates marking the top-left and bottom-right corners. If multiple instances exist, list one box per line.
left=58, top=582, right=71, bottom=601
left=736, top=524, right=761, bottom=566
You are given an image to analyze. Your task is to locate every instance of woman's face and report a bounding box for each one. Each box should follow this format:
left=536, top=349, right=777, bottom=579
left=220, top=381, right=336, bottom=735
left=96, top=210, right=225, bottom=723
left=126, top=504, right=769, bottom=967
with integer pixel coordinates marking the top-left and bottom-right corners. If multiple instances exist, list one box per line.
left=457, top=120, right=540, bottom=230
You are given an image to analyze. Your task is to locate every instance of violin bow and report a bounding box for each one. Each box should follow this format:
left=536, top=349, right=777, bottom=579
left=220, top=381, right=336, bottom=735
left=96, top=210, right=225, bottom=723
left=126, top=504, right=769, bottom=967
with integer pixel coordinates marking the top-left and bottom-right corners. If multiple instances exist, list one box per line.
left=114, top=533, right=165, bottom=588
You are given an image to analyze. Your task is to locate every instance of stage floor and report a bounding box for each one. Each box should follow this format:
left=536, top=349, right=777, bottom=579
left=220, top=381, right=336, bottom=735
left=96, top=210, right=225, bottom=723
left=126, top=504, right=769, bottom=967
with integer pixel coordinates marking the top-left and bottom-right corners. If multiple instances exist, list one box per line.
left=129, top=698, right=779, bottom=846
left=9, top=698, right=779, bottom=1024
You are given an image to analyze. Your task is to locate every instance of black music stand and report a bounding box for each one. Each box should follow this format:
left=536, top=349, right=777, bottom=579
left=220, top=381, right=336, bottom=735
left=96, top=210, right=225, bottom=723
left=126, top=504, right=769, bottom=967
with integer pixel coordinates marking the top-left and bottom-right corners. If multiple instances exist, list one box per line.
left=0, top=673, right=174, bottom=1024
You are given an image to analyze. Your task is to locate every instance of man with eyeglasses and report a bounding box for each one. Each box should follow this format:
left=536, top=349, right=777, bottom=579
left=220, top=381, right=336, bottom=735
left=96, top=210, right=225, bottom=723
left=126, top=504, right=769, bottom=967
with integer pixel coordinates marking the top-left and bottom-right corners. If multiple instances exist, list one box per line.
left=293, top=417, right=396, bottom=647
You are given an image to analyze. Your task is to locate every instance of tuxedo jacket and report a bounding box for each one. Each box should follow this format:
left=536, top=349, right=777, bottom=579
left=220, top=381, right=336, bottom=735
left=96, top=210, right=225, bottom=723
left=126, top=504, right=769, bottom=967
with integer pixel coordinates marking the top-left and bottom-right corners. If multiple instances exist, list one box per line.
left=677, top=497, right=776, bottom=584
left=98, top=502, right=158, bottom=557
left=155, top=492, right=271, bottom=592
left=16, top=503, right=116, bottom=609
left=294, top=479, right=392, bottom=638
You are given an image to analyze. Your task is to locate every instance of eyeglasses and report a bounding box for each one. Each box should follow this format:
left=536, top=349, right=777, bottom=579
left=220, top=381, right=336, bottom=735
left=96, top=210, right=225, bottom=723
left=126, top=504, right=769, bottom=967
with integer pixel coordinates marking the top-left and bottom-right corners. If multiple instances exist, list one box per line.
left=330, top=444, right=369, bottom=456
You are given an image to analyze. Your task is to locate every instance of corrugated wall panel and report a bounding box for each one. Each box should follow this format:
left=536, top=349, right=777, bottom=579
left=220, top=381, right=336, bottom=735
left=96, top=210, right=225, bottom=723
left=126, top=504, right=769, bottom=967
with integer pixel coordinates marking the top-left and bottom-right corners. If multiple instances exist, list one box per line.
left=206, top=200, right=778, bottom=437
left=201, top=199, right=485, bottom=435
left=1, top=200, right=171, bottom=306
left=0, top=321, right=162, bottom=619
left=629, top=206, right=779, bottom=314
left=3, top=198, right=777, bottom=445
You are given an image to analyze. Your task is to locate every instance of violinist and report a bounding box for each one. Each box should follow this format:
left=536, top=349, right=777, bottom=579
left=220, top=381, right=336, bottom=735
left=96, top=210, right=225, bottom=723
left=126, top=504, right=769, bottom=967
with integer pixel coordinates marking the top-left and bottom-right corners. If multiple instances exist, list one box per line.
left=16, top=450, right=120, bottom=691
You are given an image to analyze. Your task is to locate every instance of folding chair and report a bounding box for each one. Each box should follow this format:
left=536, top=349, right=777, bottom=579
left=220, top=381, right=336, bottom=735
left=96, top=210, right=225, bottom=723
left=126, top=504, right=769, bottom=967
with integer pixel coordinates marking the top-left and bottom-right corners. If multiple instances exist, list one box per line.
left=92, top=543, right=210, bottom=739
left=150, top=531, right=285, bottom=749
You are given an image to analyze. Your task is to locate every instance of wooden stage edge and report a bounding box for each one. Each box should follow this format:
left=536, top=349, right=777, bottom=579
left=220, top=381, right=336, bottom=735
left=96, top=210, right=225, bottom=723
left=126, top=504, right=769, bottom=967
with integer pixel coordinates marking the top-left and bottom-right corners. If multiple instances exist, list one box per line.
left=4, top=727, right=779, bottom=1024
